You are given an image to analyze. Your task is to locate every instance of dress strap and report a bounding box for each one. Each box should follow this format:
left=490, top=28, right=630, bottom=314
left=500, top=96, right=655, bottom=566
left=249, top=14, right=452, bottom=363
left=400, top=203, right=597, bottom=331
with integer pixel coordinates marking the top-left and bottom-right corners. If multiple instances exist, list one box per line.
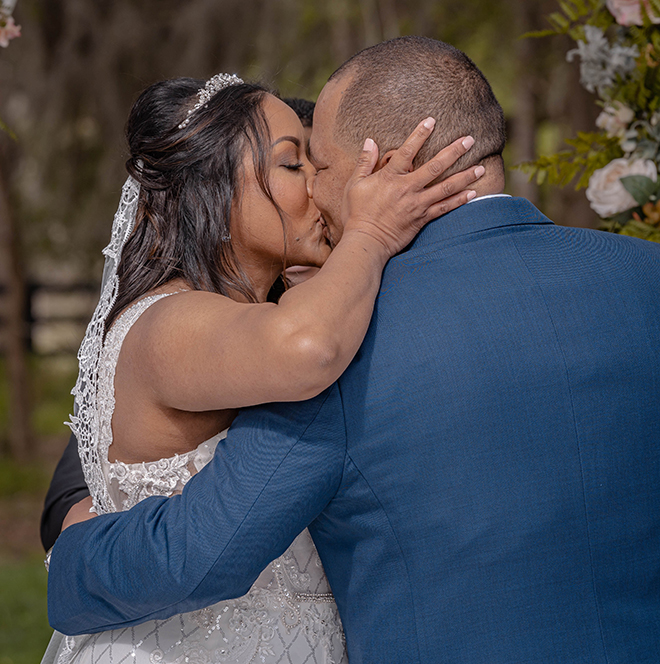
left=90, top=292, right=182, bottom=514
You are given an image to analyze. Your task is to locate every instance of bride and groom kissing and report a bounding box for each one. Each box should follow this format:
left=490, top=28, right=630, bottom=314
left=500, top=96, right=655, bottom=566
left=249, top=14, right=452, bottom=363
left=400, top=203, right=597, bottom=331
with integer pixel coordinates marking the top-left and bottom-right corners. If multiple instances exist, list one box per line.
left=43, top=36, right=660, bottom=664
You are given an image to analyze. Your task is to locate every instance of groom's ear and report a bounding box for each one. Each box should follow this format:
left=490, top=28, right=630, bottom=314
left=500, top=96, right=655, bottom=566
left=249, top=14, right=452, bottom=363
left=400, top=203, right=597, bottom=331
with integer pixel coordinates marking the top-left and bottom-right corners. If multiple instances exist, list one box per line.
left=375, top=149, right=398, bottom=172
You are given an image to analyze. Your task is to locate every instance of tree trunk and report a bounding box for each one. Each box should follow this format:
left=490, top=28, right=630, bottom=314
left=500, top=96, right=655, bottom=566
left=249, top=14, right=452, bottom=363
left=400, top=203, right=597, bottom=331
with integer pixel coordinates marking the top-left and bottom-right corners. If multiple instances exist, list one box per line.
left=510, top=1, right=539, bottom=205
left=0, top=143, right=32, bottom=461
left=358, top=0, right=378, bottom=46
left=328, top=0, right=354, bottom=65
left=377, top=0, right=399, bottom=40
left=560, top=53, right=601, bottom=228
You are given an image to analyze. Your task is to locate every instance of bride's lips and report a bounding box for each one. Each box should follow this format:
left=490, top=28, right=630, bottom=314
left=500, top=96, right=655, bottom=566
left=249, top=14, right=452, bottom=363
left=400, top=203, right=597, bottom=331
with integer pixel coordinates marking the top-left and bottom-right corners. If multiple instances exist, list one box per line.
left=317, top=215, right=332, bottom=243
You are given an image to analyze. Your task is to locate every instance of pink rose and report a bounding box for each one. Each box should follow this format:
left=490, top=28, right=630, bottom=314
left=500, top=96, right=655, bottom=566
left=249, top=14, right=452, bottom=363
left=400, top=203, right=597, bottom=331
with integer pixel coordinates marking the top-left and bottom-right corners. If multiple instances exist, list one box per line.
left=607, top=0, right=660, bottom=25
left=0, top=15, right=21, bottom=47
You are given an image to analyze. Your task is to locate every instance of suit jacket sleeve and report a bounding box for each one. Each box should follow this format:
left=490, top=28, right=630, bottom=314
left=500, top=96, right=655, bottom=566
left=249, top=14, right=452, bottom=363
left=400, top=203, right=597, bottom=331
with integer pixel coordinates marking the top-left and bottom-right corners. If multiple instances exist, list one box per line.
left=47, top=384, right=347, bottom=636
left=40, top=432, right=90, bottom=551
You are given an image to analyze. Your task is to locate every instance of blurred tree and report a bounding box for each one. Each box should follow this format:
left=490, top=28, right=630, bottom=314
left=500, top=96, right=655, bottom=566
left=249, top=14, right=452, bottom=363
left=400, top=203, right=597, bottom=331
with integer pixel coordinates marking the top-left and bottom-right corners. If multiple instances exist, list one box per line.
left=511, top=1, right=541, bottom=205
left=0, top=0, right=598, bottom=280
left=0, top=0, right=603, bottom=459
left=0, top=0, right=31, bottom=460
left=0, top=136, right=32, bottom=460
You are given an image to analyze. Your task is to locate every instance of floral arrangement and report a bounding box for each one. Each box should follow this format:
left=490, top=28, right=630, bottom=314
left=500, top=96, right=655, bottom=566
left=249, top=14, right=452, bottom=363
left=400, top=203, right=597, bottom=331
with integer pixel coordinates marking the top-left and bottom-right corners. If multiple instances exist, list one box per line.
left=0, top=0, right=20, bottom=48
left=521, top=0, right=660, bottom=242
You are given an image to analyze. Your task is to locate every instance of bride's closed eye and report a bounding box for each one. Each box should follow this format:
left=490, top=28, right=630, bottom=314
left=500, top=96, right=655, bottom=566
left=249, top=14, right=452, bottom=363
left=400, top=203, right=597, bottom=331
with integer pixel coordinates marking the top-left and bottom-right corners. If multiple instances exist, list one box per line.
left=283, top=162, right=304, bottom=171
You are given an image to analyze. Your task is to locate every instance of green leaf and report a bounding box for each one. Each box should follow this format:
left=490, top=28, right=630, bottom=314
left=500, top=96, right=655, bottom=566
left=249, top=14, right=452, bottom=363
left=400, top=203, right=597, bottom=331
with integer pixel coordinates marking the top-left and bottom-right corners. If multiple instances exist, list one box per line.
left=521, top=29, right=559, bottom=39
left=600, top=216, right=660, bottom=243
left=548, top=11, right=571, bottom=30
left=600, top=219, right=624, bottom=233
left=606, top=209, right=638, bottom=226
left=626, top=218, right=658, bottom=233
left=513, top=132, right=624, bottom=192
left=618, top=218, right=660, bottom=242
left=619, top=175, right=658, bottom=206
left=559, top=0, right=579, bottom=21
left=0, top=116, right=17, bottom=141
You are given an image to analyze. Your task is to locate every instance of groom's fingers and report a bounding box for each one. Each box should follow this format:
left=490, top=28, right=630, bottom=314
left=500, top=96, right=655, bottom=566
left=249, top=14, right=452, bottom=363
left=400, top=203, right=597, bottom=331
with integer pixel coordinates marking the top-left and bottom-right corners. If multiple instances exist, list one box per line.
left=386, top=117, right=437, bottom=174
left=411, top=135, right=476, bottom=187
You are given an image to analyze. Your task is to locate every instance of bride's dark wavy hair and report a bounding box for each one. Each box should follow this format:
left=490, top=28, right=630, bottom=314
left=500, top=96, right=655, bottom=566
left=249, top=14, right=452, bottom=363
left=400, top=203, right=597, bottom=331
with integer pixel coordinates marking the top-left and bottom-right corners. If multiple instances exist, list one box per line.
left=105, top=77, right=281, bottom=332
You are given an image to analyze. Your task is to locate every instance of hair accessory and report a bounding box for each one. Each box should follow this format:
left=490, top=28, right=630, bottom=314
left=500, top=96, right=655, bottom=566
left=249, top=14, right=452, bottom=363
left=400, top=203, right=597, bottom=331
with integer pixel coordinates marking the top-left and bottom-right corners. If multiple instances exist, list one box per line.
left=178, top=73, right=244, bottom=129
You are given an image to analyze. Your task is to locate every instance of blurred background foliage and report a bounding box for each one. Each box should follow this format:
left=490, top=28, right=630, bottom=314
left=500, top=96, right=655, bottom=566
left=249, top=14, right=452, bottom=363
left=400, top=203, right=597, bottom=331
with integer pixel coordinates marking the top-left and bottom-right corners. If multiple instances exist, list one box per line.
left=0, top=1, right=604, bottom=661
left=0, top=0, right=599, bottom=289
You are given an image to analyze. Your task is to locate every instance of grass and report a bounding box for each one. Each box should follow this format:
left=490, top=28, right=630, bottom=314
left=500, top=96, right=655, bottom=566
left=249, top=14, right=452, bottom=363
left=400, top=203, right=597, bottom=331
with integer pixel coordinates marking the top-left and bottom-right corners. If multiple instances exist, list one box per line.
left=0, top=556, right=52, bottom=664
left=0, top=353, right=76, bottom=664
left=0, top=465, right=53, bottom=664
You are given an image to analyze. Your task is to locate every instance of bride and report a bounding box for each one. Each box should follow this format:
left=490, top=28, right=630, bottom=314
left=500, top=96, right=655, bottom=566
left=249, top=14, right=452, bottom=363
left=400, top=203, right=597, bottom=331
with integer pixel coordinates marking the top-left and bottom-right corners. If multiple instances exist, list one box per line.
left=45, top=73, right=481, bottom=664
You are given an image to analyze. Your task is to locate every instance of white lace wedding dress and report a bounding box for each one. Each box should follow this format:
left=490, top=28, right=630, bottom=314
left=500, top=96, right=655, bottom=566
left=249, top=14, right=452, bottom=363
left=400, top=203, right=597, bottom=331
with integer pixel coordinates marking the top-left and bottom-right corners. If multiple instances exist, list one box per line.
left=46, top=293, right=347, bottom=664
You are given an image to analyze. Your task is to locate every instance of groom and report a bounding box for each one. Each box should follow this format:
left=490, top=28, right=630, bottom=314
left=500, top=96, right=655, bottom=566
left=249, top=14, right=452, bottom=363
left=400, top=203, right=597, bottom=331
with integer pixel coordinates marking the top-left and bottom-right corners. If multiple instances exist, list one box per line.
left=48, top=37, right=660, bottom=663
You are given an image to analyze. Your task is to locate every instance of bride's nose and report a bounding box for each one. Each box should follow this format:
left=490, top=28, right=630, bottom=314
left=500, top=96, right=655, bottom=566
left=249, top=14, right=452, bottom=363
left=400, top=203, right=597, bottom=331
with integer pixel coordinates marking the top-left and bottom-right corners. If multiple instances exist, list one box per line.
left=306, top=171, right=315, bottom=199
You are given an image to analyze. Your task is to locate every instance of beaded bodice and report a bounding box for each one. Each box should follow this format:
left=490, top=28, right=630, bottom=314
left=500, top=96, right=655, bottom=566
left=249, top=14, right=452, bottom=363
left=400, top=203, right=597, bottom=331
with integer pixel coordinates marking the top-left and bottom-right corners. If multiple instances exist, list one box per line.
left=55, top=294, right=346, bottom=664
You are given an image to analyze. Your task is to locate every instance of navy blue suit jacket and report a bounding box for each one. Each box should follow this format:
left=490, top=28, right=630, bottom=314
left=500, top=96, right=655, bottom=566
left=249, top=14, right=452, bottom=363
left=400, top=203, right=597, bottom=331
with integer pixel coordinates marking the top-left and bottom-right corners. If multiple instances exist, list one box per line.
left=49, top=198, right=660, bottom=663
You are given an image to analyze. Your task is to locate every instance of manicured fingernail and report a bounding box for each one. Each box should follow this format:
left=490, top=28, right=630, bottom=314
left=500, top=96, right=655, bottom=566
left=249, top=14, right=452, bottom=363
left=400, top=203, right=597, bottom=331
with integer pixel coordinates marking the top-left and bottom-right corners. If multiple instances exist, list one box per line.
left=423, top=117, right=436, bottom=129
left=475, top=165, right=485, bottom=178
left=467, top=190, right=477, bottom=201
left=363, top=138, right=375, bottom=151
left=462, top=136, right=475, bottom=149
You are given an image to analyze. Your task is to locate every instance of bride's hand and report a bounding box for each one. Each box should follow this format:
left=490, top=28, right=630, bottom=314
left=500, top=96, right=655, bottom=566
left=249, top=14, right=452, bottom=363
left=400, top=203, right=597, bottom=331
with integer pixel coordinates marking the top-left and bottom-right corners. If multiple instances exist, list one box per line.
left=341, top=117, right=484, bottom=257
left=62, top=496, right=97, bottom=531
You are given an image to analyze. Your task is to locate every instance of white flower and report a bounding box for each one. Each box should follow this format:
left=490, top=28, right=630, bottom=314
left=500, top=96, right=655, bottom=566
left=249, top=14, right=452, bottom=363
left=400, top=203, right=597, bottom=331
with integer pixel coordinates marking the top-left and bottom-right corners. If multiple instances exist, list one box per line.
left=607, top=0, right=660, bottom=26
left=586, top=158, right=657, bottom=217
left=567, top=25, right=639, bottom=95
left=596, top=102, right=635, bottom=137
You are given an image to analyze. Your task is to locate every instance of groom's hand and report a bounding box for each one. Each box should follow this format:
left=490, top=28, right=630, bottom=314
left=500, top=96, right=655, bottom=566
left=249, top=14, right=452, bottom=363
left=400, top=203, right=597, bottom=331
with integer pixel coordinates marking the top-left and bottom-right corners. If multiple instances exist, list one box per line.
left=341, top=117, right=484, bottom=257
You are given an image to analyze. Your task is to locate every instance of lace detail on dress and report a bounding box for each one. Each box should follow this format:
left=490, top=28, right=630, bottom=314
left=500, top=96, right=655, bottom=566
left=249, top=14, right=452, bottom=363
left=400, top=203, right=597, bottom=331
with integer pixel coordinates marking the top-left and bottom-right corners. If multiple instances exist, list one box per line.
left=96, top=293, right=175, bottom=513
left=106, top=455, right=192, bottom=510
left=51, top=295, right=347, bottom=664
left=103, top=435, right=223, bottom=511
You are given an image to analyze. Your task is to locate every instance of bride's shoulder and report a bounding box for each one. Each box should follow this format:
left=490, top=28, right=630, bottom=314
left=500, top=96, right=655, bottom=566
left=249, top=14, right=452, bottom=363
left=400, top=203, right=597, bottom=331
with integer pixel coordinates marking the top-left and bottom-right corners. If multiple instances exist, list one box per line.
left=121, top=284, right=235, bottom=336
left=115, top=284, right=246, bottom=384
left=113, top=279, right=287, bottom=414
left=135, top=289, right=247, bottom=346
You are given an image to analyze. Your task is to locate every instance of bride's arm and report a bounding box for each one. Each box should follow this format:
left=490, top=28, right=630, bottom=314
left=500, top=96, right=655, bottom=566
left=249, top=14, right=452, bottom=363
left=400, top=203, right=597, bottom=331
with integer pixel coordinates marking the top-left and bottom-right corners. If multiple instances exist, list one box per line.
left=136, top=121, right=482, bottom=411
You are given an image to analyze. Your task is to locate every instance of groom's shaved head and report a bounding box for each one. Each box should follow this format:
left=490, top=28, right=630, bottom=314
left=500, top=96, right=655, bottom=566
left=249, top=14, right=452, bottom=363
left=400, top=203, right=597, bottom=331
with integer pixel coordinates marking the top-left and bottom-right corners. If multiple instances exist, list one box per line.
left=329, top=36, right=506, bottom=176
